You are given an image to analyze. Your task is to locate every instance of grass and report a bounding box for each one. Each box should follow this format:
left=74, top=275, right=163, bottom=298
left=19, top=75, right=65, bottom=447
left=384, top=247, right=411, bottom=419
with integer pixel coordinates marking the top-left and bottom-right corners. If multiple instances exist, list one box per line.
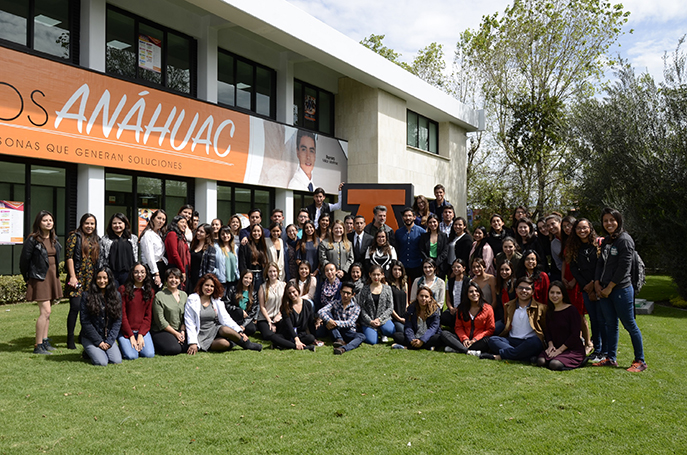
left=637, top=275, right=680, bottom=302
left=1, top=301, right=687, bottom=454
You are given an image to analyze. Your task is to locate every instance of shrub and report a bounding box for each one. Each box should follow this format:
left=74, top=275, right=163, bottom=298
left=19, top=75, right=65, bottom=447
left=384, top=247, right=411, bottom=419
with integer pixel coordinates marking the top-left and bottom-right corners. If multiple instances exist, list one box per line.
left=670, top=297, right=687, bottom=309
left=0, top=275, right=27, bottom=305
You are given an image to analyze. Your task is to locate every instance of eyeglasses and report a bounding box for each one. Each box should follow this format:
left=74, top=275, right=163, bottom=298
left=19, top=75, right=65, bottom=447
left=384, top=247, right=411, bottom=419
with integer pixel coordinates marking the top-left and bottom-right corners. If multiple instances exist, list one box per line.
left=517, top=286, right=533, bottom=291
left=341, top=290, right=353, bottom=296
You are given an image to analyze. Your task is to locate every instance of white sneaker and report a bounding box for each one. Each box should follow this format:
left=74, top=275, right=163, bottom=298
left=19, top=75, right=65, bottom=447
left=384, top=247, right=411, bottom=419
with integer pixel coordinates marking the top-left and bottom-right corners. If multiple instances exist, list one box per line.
left=467, top=350, right=481, bottom=357
left=381, top=336, right=389, bottom=343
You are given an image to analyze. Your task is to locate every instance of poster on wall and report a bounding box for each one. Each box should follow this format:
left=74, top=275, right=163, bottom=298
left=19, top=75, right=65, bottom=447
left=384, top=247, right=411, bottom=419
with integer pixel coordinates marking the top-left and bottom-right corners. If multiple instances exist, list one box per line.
left=304, top=94, right=316, bottom=122
left=138, top=208, right=157, bottom=237
left=138, top=34, right=162, bottom=73
left=0, top=47, right=347, bottom=195
left=0, top=201, right=25, bottom=245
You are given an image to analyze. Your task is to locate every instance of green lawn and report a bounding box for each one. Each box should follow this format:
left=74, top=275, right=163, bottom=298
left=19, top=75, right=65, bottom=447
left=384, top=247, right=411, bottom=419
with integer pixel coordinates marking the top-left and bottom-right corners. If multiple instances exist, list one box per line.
left=638, top=275, right=680, bottom=302
left=1, top=301, right=686, bottom=454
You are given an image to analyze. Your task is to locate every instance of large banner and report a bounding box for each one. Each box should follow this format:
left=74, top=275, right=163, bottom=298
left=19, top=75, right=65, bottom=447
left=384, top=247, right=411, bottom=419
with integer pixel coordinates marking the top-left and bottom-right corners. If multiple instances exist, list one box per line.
left=0, top=201, right=24, bottom=244
left=0, top=47, right=346, bottom=194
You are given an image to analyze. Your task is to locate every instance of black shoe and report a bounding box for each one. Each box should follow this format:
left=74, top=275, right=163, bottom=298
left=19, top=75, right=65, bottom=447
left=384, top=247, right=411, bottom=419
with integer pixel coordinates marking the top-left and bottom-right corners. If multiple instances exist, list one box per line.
left=33, top=344, right=52, bottom=355
left=479, top=353, right=495, bottom=360
left=333, top=347, right=345, bottom=355
left=305, top=345, right=316, bottom=352
left=333, top=339, right=346, bottom=348
left=42, top=338, right=56, bottom=351
left=66, top=336, right=76, bottom=350
left=243, top=341, right=262, bottom=352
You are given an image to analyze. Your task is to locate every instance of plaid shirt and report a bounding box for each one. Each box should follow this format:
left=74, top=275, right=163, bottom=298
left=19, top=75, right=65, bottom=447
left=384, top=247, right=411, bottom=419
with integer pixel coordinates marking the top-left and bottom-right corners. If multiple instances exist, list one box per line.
left=318, top=298, right=361, bottom=329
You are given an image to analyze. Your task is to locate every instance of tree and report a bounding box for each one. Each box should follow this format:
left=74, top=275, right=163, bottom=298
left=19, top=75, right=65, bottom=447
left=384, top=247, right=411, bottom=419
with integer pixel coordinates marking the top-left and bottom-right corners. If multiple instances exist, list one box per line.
left=570, top=39, right=687, bottom=298
left=360, top=34, right=409, bottom=70
left=461, top=0, right=630, bottom=217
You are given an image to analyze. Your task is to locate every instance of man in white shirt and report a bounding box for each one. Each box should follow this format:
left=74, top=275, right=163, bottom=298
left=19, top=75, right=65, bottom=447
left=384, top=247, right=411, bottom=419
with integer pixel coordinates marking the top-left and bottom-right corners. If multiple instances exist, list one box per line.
left=288, top=130, right=317, bottom=192
left=347, top=215, right=374, bottom=267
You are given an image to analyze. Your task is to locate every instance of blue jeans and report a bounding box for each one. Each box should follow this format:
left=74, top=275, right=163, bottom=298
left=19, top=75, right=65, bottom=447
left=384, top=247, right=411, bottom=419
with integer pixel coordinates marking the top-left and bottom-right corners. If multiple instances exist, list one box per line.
left=117, top=332, right=155, bottom=360
left=599, top=285, right=644, bottom=362
left=582, top=290, right=607, bottom=356
left=488, top=335, right=543, bottom=361
left=362, top=320, right=395, bottom=344
left=82, top=337, right=122, bottom=366
left=328, top=327, right=365, bottom=352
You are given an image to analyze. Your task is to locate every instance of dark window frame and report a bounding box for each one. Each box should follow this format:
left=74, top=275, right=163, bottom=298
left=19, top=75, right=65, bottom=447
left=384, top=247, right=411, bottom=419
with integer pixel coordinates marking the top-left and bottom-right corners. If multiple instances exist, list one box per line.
left=407, top=109, right=439, bottom=154
left=217, top=48, right=277, bottom=120
left=216, top=182, right=274, bottom=218
left=293, top=79, right=335, bottom=136
left=0, top=0, right=80, bottom=65
left=105, top=4, right=197, bottom=97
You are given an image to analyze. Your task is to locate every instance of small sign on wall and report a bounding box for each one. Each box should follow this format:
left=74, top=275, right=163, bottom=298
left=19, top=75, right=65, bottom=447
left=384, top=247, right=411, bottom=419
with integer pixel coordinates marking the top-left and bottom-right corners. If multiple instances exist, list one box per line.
left=0, top=201, right=25, bottom=244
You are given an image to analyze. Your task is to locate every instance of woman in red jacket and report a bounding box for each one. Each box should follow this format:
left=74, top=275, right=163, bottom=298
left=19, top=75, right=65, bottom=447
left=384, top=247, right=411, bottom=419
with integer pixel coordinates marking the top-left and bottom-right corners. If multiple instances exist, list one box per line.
left=117, top=263, right=155, bottom=359
left=441, top=281, right=495, bottom=355
left=165, top=216, right=191, bottom=289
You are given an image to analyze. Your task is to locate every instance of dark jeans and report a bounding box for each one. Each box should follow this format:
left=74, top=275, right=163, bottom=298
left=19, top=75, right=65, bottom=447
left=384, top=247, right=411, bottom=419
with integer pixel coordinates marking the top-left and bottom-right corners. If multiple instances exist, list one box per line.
left=326, top=327, right=365, bottom=352
left=227, top=308, right=257, bottom=337
left=440, top=309, right=456, bottom=329
left=256, top=320, right=276, bottom=341
left=599, top=285, right=644, bottom=362
left=441, top=330, right=490, bottom=353
left=488, top=335, right=543, bottom=360
left=392, top=331, right=442, bottom=350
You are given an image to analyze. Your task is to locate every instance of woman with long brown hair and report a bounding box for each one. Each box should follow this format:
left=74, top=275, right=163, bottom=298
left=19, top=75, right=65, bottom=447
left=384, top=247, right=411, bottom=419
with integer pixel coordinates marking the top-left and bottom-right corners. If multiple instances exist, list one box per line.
left=391, top=285, right=442, bottom=350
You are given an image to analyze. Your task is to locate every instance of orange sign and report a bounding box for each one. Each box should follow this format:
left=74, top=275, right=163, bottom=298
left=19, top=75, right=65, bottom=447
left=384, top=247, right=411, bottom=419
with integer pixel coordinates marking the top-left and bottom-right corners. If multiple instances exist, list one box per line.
left=342, top=184, right=414, bottom=230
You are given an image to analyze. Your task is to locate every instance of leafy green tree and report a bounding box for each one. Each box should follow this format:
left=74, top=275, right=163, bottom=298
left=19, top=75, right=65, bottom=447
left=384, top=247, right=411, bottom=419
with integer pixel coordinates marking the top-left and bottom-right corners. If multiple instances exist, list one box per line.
left=360, top=34, right=409, bottom=70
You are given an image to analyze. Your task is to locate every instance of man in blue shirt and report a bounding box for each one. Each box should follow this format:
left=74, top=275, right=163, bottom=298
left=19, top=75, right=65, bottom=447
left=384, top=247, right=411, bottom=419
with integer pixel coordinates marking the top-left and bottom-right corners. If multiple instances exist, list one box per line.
left=395, top=207, right=426, bottom=286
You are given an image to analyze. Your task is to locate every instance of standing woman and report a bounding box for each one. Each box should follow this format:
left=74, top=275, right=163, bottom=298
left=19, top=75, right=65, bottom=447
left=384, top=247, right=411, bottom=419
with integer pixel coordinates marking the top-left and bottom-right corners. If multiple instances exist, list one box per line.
left=470, top=258, right=499, bottom=308
left=515, top=250, right=550, bottom=307
left=139, top=209, right=167, bottom=290
left=494, top=260, right=516, bottom=333
left=256, top=262, right=286, bottom=342
left=100, top=213, right=138, bottom=288
left=214, top=226, right=240, bottom=295
left=185, top=273, right=263, bottom=354
left=177, top=204, right=194, bottom=245
left=80, top=267, right=122, bottom=365
left=271, top=282, right=317, bottom=351
left=494, top=237, right=522, bottom=273
left=316, top=214, right=331, bottom=241
left=389, top=260, right=409, bottom=333
left=117, top=263, right=155, bottom=360
left=469, top=226, right=495, bottom=275
left=419, top=213, right=449, bottom=278
left=239, top=223, right=268, bottom=290
left=319, top=220, right=354, bottom=278
left=228, top=215, right=242, bottom=251
left=409, top=258, right=445, bottom=304
left=515, top=218, right=547, bottom=266
left=568, top=218, right=607, bottom=362
left=21, top=210, right=63, bottom=354
left=594, top=208, right=647, bottom=372
left=64, top=213, right=99, bottom=350
left=151, top=267, right=188, bottom=356
left=536, top=281, right=586, bottom=370
left=164, top=215, right=191, bottom=289
left=210, top=218, right=223, bottom=242
left=392, top=285, right=442, bottom=350
left=224, top=270, right=259, bottom=336
left=187, top=223, right=216, bottom=293
left=441, top=281, right=495, bottom=355
left=358, top=264, right=395, bottom=344
left=413, top=195, right=430, bottom=228
left=365, top=229, right=397, bottom=279
left=265, top=222, right=287, bottom=281
left=285, top=224, right=300, bottom=281
left=296, top=220, right=320, bottom=276
left=448, top=217, right=472, bottom=268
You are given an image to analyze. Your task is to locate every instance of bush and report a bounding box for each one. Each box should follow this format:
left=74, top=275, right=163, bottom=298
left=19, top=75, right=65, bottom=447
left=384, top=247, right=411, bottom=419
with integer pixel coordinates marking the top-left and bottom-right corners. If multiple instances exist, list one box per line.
left=670, top=297, right=687, bottom=309
left=0, top=275, right=27, bottom=305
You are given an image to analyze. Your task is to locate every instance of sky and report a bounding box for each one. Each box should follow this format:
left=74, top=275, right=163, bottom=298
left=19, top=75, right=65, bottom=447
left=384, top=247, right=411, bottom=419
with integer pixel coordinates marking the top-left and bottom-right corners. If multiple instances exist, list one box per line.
left=284, top=0, right=687, bottom=85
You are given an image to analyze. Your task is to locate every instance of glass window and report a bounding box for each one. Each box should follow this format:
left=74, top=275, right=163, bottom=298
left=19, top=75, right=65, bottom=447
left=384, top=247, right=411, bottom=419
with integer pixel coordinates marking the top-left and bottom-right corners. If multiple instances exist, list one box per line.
left=106, top=6, right=196, bottom=96
left=0, top=0, right=76, bottom=61
left=293, top=79, right=335, bottom=135
left=407, top=110, right=438, bottom=154
left=217, top=186, right=233, bottom=223
left=164, top=180, right=188, bottom=215
left=0, top=161, right=26, bottom=276
left=234, top=187, right=251, bottom=216
left=217, top=184, right=274, bottom=220
left=254, top=189, right=271, bottom=218
left=105, top=173, right=134, bottom=228
left=217, top=48, right=276, bottom=119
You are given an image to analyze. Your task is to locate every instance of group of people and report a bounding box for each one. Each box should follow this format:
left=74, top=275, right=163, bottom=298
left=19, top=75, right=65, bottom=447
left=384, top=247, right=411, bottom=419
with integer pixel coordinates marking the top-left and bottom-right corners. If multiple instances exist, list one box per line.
left=19, top=183, right=646, bottom=372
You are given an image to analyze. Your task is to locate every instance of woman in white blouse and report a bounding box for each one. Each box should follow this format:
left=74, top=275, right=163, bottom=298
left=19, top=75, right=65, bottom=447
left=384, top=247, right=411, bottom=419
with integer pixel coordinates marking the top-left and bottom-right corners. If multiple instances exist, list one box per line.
left=139, top=210, right=168, bottom=289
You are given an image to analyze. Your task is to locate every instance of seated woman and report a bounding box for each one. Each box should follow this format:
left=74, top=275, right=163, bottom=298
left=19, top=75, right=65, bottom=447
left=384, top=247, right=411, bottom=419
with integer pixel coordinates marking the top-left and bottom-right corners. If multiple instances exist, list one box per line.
left=388, top=260, right=408, bottom=333
left=271, top=281, right=317, bottom=351
left=80, top=267, right=122, bottom=366
left=392, top=285, right=442, bottom=350
left=319, top=263, right=342, bottom=313
left=515, top=249, right=550, bottom=305
left=441, top=259, right=470, bottom=329
left=484, top=276, right=547, bottom=361
left=224, top=270, right=259, bottom=337
left=117, top=263, right=155, bottom=360
left=185, top=273, right=263, bottom=354
left=256, top=262, right=286, bottom=342
left=296, top=261, right=317, bottom=307
left=470, top=258, right=498, bottom=309
left=365, top=229, right=397, bottom=278
left=151, top=267, right=188, bottom=356
left=469, top=226, right=495, bottom=276
left=358, top=264, right=395, bottom=344
left=349, top=262, right=364, bottom=296
left=409, top=258, right=445, bottom=304
left=494, top=259, right=516, bottom=334
left=537, top=281, right=586, bottom=370
left=441, top=281, right=495, bottom=355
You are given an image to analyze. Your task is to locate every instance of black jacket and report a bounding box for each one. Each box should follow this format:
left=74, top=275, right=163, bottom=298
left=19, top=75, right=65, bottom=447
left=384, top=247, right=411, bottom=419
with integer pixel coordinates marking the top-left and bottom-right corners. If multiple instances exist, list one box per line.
left=79, top=291, right=122, bottom=346
left=419, top=231, right=449, bottom=276
left=348, top=231, right=374, bottom=265
left=595, top=232, right=634, bottom=289
left=453, top=233, right=473, bottom=266
left=224, top=284, right=260, bottom=326
left=20, top=235, right=62, bottom=282
left=306, top=202, right=332, bottom=227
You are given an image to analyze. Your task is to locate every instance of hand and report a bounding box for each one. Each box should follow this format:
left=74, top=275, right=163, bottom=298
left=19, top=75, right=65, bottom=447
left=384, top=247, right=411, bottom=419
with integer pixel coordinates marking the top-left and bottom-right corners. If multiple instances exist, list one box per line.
left=410, top=339, right=423, bottom=348
left=68, top=276, right=79, bottom=288
left=241, top=237, right=249, bottom=245
left=594, top=281, right=602, bottom=297
left=137, top=334, right=145, bottom=351
left=99, top=342, right=109, bottom=350
left=463, top=339, right=473, bottom=348
left=175, top=331, right=184, bottom=344
left=315, top=318, right=323, bottom=329
left=187, top=344, right=198, bottom=355
left=600, top=285, right=614, bottom=298
left=449, top=307, right=457, bottom=315
left=370, top=319, right=381, bottom=328
left=399, top=318, right=405, bottom=324
left=295, top=339, right=305, bottom=350
left=583, top=282, right=595, bottom=294
left=565, top=279, right=575, bottom=290
left=129, top=335, right=139, bottom=351
left=243, top=310, right=249, bottom=319
left=339, top=182, right=345, bottom=191
left=326, top=319, right=337, bottom=330
left=239, top=332, right=248, bottom=342
left=181, top=273, right=186, bottom=283
left=545, top=345, right=557, bottom=357
left=153, top=275, right=161, bottom=287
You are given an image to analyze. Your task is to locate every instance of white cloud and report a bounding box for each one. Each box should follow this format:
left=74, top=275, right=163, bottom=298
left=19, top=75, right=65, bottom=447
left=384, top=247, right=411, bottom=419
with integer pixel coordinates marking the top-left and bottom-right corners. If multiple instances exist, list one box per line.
left=621, top=0, right=687, bottom=24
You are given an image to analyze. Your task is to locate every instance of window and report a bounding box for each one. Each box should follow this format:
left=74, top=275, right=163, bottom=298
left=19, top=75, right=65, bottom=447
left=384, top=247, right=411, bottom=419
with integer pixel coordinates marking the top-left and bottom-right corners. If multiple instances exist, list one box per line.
left=105, top=171, right=192, bottom=236
left=105, top=5, right=196, bottom=95
left=407, top=110, right=438, bottom=154
left=217, top=184, right=273, bottom=221
left=0, top=0, right=79, bottom=62
left=293, top=80, right=335, bottom=135
left=217, top=49, right=276, bottom=119
left=292, top=191, right=333, bottom=225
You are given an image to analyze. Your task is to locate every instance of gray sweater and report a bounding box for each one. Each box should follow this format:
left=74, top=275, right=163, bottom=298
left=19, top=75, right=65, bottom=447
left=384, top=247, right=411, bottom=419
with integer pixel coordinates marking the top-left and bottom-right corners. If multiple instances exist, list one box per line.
left=595, top=232, right=634, bottom=289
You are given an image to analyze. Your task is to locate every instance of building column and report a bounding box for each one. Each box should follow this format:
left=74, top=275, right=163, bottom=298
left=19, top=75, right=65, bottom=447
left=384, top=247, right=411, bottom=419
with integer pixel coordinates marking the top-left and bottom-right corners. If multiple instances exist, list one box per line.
left=274, top=188, right=293, bottom=224
left=276, top=52, right=294, bottom=124
left=195, top=179, right=217, bottom=223
left=77, top=165, right=105, bottom=236
left=197, top=19, right=218, bottom=103
left=80, top=0, right=107, bottom=72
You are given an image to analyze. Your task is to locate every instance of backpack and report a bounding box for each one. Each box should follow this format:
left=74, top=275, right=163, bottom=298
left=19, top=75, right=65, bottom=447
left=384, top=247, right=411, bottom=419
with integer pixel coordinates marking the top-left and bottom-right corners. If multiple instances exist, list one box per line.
left=631, top=250, right=646, bottom=293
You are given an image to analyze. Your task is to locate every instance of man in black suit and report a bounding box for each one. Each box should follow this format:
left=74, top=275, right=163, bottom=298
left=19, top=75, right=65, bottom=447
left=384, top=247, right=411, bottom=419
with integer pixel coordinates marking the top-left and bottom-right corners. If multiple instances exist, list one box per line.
left=348, top=215, right=373, bottom=270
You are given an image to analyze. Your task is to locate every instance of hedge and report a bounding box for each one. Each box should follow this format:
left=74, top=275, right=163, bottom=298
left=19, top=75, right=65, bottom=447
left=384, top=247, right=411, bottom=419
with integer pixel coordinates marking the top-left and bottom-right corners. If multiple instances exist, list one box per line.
left=0, top=261, right=67, bottom=305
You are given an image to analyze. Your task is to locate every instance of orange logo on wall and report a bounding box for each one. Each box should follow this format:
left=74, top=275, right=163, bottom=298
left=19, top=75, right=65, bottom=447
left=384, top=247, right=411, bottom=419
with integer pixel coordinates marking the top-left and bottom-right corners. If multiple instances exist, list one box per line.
left=342, top=184, right=414, bottom=230
left=0, top=47, right=250, bottom=182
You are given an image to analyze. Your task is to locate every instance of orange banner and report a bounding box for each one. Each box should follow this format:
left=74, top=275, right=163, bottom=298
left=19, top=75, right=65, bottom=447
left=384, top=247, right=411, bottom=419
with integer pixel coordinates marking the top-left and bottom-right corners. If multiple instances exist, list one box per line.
left=0, top=47, right=250, bottom=181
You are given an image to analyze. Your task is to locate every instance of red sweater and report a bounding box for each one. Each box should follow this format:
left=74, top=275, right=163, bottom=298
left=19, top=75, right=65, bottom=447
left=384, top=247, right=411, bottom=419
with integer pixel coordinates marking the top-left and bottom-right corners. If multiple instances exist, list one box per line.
left=118, top=285, right=154, bottom=338
left=454, top=303, right=495, bottom=342
left=532, top=272, right=550, bottom=306
left=165, top=232, right=190, bottom=273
